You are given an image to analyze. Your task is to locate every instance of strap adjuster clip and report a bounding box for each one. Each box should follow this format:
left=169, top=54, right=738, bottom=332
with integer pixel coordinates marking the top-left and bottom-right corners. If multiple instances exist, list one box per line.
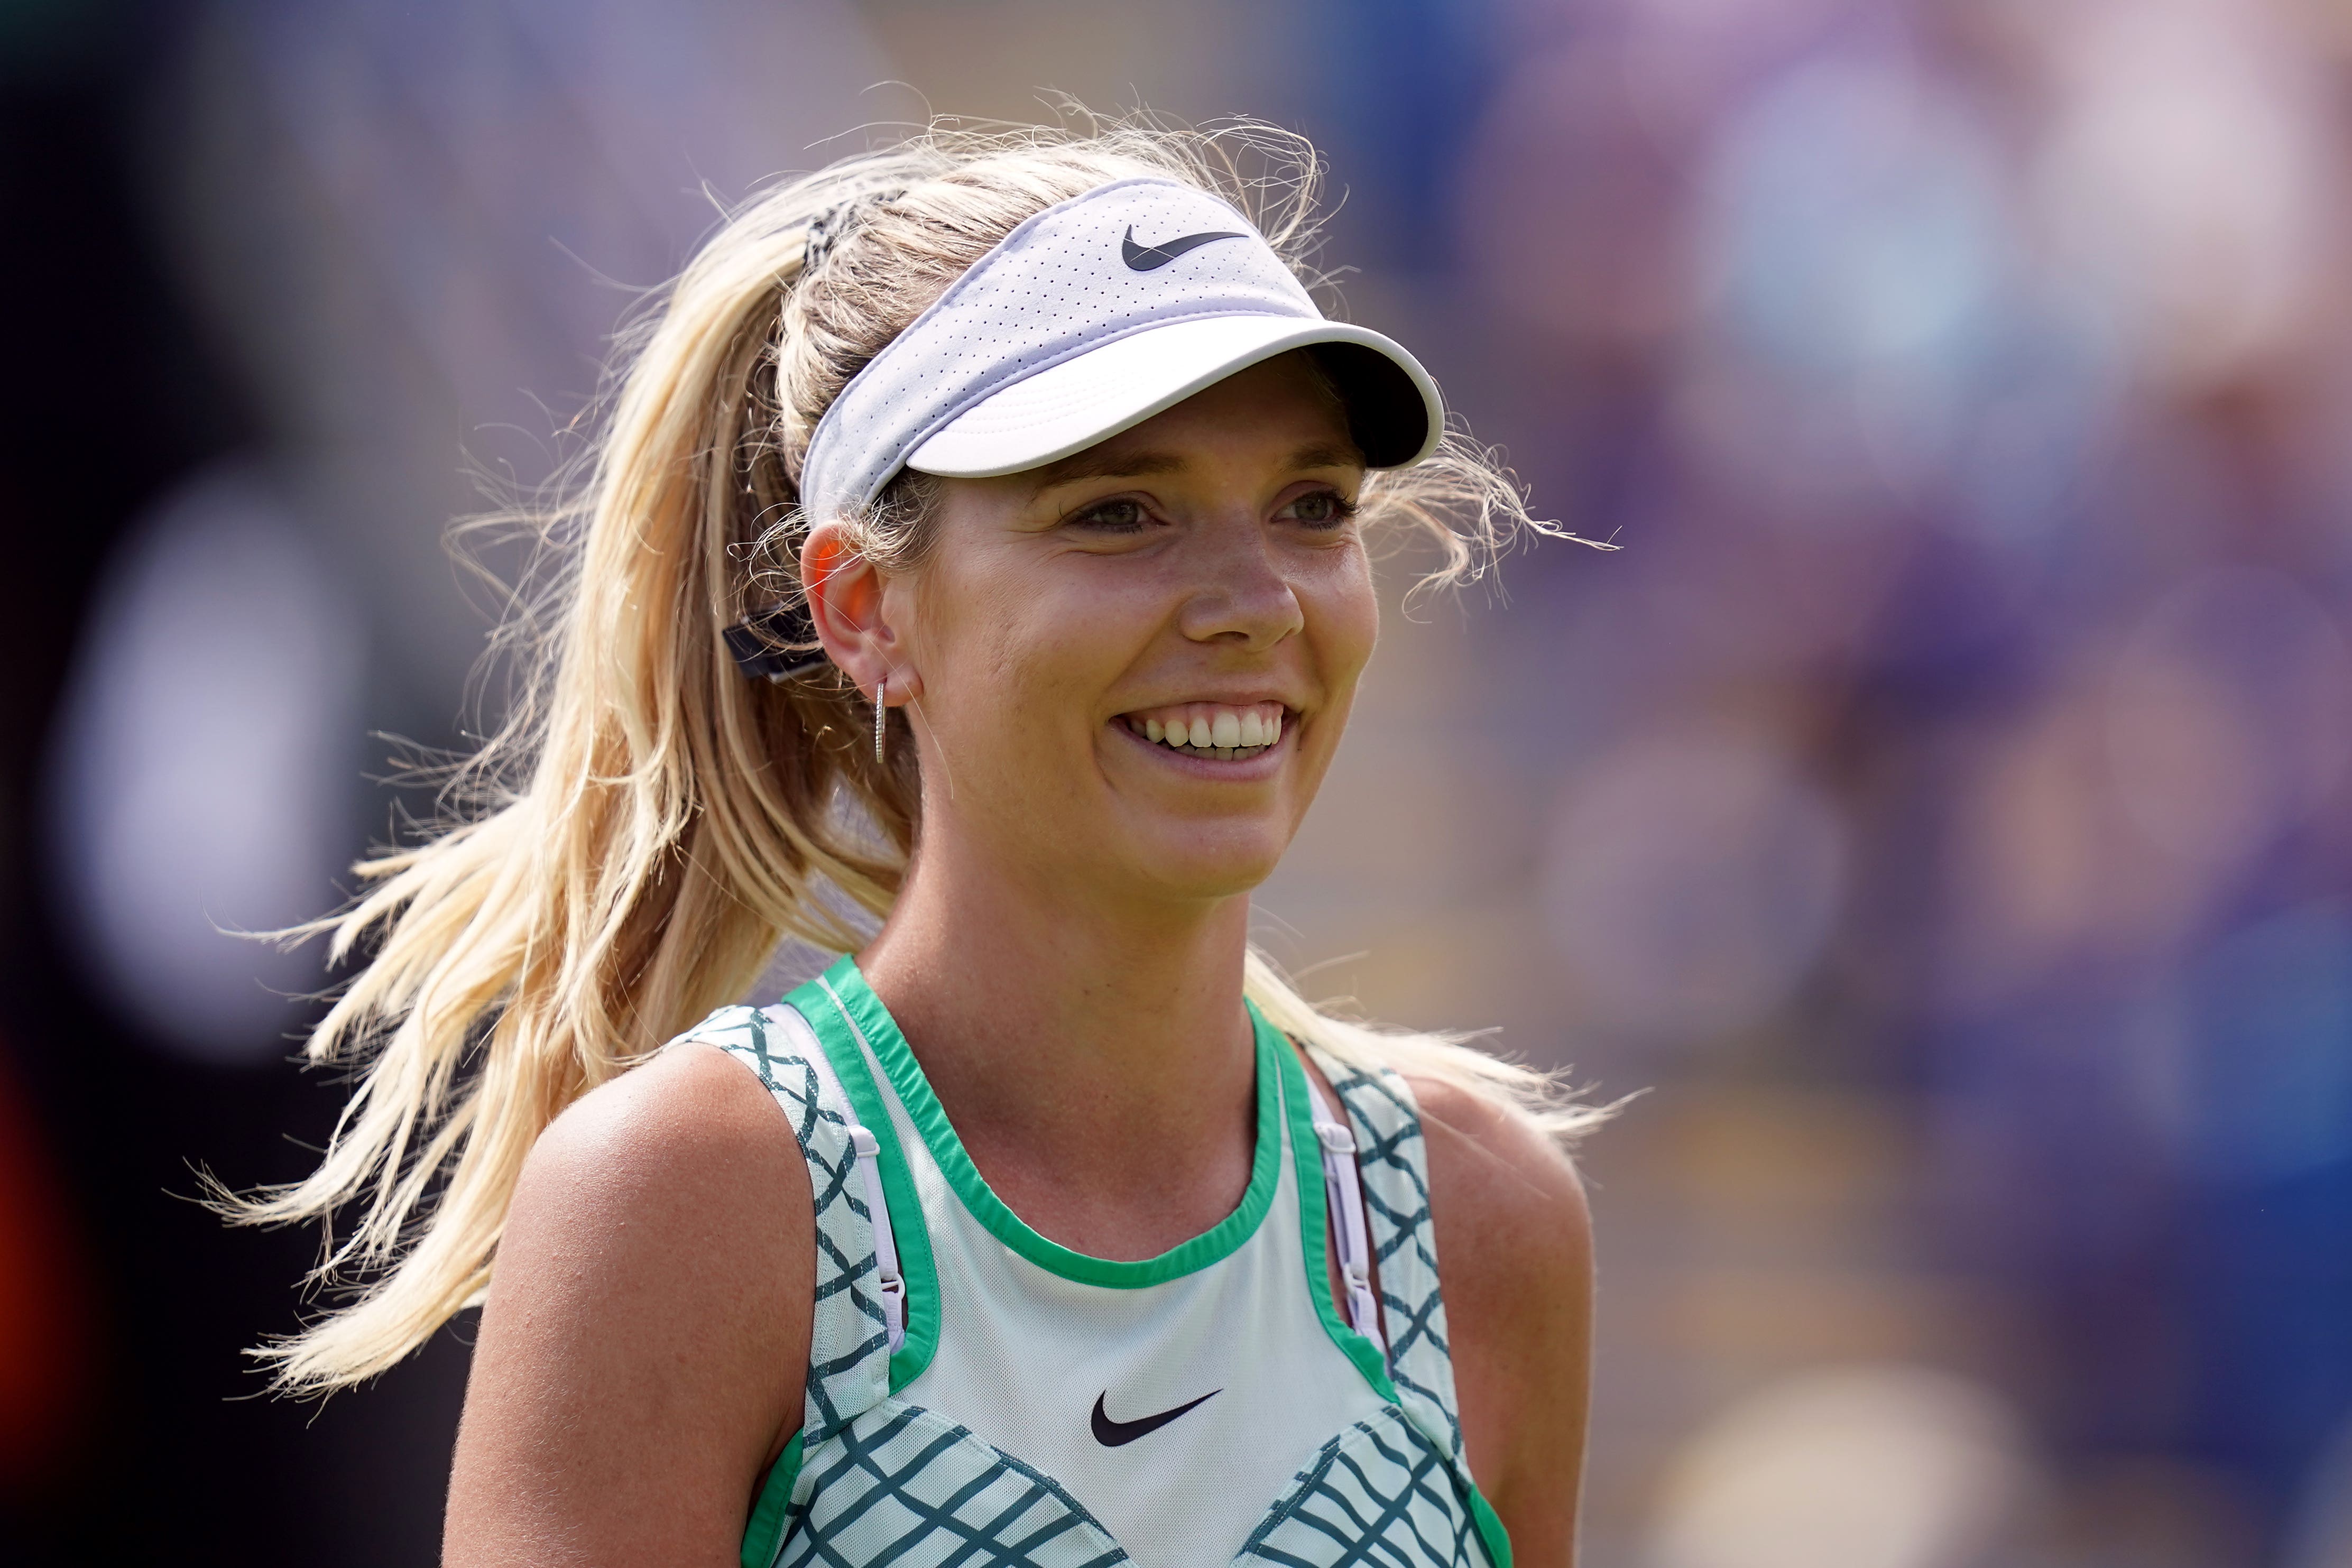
left=1314, top=1120, right=1357, bottom=1156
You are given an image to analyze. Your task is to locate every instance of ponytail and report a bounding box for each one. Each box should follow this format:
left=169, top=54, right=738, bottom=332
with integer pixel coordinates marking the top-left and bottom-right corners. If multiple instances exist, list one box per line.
left=224, top=115, right=1604, bottom=1394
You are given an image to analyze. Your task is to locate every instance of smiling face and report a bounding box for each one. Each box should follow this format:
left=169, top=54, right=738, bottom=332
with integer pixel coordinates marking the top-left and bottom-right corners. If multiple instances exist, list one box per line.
left=878, top=352, right=1377, bottom=909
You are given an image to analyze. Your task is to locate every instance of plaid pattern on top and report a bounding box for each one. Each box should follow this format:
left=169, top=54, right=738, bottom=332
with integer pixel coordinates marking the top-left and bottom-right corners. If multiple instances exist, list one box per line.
left=685, top=1006, right=1493, bottom=1568
left=781, top=1402, right=1128, bottom=1568
left=694, top=1005, right=1128, bottom=1568
left=1238, top=1412, right=1484, bottom=1568
left=698, top=1004, right=891, bottom=1429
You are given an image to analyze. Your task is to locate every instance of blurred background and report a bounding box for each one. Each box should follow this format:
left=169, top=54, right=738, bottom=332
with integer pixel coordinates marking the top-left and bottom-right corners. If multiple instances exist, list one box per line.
left=5, top=0, right=2351, bottom=1562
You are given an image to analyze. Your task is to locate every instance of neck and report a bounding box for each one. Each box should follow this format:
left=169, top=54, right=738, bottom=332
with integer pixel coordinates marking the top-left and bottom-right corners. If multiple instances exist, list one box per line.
left=855, top=827, right=1260, bottom=1240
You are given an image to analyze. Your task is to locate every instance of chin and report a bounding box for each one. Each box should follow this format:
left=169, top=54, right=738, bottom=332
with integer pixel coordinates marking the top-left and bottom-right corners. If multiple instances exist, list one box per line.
left=1129, top=833, right=1288, bottom=900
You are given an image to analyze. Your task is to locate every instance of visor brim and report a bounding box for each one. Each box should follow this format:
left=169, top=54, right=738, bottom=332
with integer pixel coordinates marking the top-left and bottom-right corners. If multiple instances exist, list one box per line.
left=904, top=316, right=1442, bottom=480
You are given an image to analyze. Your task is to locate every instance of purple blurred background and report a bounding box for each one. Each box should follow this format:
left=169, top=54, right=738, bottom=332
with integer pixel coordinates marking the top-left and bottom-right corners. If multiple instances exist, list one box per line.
left=5, top=1, right=2351, bottom=1563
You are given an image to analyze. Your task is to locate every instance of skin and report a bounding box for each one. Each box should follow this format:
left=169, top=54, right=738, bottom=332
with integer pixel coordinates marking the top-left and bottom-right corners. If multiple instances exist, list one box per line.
left=445, top=353, right=1592, bottom=1566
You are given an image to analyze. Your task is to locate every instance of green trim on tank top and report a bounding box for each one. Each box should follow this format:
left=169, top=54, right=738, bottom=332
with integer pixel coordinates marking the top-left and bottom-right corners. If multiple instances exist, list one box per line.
left=816, top=953, right=1285, bottom=1289
left=739, top=1431, right=803, bottom=1568
left=1468, top=1487, right=1514, bottom=1568
left=789, top=970, right=943, bottom=1391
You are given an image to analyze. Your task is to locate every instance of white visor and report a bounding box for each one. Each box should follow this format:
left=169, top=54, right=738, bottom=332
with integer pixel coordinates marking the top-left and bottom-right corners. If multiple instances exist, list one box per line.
left=796, top=176, right=1444, bottom=523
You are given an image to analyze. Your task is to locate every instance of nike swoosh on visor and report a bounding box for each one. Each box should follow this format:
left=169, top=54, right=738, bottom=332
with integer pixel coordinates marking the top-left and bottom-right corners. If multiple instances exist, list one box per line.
left=1120, top=226, right=1246, bottom=271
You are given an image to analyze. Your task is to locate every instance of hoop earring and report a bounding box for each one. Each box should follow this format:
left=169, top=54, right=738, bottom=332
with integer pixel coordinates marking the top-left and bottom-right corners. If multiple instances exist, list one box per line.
left=873, top=675, right=888, bottom=764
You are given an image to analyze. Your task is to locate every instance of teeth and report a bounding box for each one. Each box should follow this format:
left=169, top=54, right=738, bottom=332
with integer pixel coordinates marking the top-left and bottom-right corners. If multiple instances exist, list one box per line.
left=1125, top=703, right=1288, bottom=755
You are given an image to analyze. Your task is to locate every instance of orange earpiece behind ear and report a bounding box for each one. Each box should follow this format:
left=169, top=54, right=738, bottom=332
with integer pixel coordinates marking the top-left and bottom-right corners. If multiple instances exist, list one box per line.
left=803, top=531, right=861, bottom=607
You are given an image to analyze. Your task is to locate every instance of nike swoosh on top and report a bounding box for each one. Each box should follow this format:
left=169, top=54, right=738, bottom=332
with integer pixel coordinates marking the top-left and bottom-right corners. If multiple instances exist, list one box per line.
left=1120, top=226, right=1246, bottom=271
left=1090, top=1388, right=1221, bottom=1446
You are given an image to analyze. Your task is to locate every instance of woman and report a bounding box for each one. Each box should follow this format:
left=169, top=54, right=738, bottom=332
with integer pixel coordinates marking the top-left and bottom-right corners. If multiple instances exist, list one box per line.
left=236, top=119, right=1602, bottom=1567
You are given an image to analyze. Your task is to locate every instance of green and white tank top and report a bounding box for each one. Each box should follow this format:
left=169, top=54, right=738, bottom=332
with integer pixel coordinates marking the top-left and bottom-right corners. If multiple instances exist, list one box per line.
left=678, top=955, right=1509, bottom=1568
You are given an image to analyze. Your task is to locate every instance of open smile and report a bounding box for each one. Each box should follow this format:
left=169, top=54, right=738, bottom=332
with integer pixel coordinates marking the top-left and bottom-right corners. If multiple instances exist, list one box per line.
left=1115, top=700, right=1292, bottom=763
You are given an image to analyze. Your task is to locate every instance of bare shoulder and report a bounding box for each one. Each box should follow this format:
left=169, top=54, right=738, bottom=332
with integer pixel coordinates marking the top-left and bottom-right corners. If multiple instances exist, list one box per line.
left=1404, top=1073, right=1592, bottom=1568
left=446, top=1040, right=814, bottom=1567
left=497, top=1039, right=817, bottom=1303
left=487, top=1036, right=815, bottom=1388
left=1404, top=1072, right=1590, bottom=1263
left=521, top=1038, right=811, bottom=1221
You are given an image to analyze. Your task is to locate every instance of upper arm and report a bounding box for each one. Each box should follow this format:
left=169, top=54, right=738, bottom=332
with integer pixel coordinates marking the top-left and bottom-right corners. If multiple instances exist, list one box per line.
left=443, top=1043, right=814, bottom=1568
left=1412, top=1076, right=1594, bottom=1568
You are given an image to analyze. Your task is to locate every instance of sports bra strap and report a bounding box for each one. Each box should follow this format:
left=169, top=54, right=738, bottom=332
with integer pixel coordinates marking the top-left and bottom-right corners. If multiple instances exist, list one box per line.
left=1303, top=1046, right=1473, bottom=1478
left=841, top=1123, right=906, bottom=1353
left=1304, top=1074, right=1387, bottom=1358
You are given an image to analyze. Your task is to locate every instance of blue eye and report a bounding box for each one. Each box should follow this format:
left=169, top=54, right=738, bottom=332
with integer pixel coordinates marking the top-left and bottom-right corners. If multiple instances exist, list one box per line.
left=1072, top=498, right=1153, bottom=531
left=1281, top=490, right=1359, bottom=528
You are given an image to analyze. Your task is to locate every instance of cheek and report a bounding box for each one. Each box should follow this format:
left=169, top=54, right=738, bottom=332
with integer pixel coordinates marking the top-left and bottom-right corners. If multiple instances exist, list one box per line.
left=1305, top=551, right=1380, bottom=696
left=914, top=560, right=1147, bottom=730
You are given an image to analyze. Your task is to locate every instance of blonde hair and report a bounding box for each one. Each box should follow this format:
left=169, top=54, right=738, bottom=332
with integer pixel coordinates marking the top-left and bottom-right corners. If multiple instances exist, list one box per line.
left=227, top=114, right=1608, bottom=1394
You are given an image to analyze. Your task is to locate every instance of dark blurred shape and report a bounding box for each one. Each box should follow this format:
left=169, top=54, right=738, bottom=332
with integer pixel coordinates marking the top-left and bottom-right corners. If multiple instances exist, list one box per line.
left=0, top=4, right=472, bottom=1563
left=0, top=1042, right=91, bottom=1491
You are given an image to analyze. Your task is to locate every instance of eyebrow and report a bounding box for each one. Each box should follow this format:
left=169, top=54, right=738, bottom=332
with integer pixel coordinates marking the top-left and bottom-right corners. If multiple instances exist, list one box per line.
left=1284, top=440, right=1367, bottom=472
left=1028, top=439, right=1367, bottom=495
left=1030, top=448, right=1189, bottom=493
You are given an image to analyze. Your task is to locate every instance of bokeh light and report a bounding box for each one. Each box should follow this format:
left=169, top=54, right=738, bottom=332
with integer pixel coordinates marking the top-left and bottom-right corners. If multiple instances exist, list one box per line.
left=1646, top=1365, right=2035, bottom=1568
left=43, top=463, right=361, bottom=1062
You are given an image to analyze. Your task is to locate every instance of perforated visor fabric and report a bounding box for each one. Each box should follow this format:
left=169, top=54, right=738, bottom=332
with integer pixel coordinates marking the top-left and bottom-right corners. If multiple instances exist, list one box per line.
left=796, top=177, right=1444, bottom=522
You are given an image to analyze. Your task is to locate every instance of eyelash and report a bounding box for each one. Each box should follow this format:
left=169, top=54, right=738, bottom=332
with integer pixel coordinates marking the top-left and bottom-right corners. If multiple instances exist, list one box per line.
left=1065, top=488, right=1360, bottom=533
left=1069, top=497, right=1156, bottom=533
left=1283, top=490, right=1360, bottom=529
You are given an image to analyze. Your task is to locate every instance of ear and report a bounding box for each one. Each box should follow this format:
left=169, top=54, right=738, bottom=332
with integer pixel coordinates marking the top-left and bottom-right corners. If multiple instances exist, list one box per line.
left=801, top=521, right=919, bottom=704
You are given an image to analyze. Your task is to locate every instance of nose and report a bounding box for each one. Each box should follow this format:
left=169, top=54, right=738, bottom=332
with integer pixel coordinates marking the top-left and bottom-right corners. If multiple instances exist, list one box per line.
left=1174, top=512, right=1305, bottom=651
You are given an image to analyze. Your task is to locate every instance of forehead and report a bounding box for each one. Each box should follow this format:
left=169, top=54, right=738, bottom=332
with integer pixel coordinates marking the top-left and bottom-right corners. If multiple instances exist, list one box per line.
left=1027, top=353, right=1363, bottom=490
